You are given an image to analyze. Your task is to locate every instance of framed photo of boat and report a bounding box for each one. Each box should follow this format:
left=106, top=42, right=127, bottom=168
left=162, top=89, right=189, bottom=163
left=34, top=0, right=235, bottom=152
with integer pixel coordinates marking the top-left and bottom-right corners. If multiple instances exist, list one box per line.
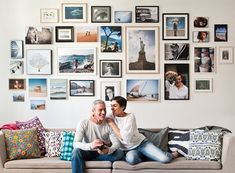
left=126, top=79, right=160, bottom=102
left=101, top=81, right=121, bottom=104
left=69, top=80, right=95, bottom=96
left=91, top=6, right=111, bottom=23
left=62, top=3, right=87, bottom=23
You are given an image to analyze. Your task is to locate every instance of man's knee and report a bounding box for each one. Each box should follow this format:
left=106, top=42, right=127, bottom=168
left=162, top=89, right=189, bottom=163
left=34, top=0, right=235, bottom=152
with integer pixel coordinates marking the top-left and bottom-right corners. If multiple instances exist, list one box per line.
left=72, top=148, right=83, bottom=160
left=125, top=150, right=141, bottom=165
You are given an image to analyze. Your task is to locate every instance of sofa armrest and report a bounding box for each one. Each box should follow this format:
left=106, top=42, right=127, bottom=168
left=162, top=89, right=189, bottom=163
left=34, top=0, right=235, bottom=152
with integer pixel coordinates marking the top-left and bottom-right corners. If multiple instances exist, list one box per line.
left=0, top=131, right=7, bottom=171
left=221, top=133, right=235, bottom=173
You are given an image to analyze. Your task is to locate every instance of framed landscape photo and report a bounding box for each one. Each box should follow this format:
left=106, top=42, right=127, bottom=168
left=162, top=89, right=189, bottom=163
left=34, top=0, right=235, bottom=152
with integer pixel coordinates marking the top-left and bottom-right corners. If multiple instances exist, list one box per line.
left=76, top=26, right=98, bottom=42
left=62, top=3, right=87, bottom=23
left=100, top=60, right=122, bottom=78
left=164, top=43, right=189, bottom=60
left=91, top=6, right=111, bottom=23
left=114, top=11, right=132, bottom=23
left=11, top=40, right=23, bottom=59
left=101, top=81, right=121, bottom=103
left=135, top=6, right=159, bottom=23
left=25, top=26, right=52, bottom=44
left=214, top=24, right=228, bottom=42
left=50, top=79, right=67, bottom=100
left=55, top=26, right=74, bottom=42
left=195, top=78, right=212, bottom=92
left=69, top=80, right=94, bottom=96
left=219, top=46, right=234, bottom=64
left=30, top=100, right=46, bottom=110
left=40, top=8, right=59, bottom=23
left=9, top=78, right=26, bottom=90
left=28, top=78, right=47, bottom=97
left=126, top=26, right=159, bottom=74
left=162, top=13, right=189, bottom=40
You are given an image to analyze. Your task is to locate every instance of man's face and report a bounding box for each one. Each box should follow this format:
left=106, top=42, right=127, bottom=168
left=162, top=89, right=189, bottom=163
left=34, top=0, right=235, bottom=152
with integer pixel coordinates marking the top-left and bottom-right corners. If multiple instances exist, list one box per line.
left=92, top=103, right=106, bottom=123
left=175, top=75, right=182, bottom=86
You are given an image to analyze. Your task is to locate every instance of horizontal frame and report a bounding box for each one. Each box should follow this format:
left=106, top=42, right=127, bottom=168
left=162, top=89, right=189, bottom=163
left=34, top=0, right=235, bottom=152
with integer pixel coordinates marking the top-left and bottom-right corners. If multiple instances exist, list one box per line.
left=100, top=60, right=122, bottom=78
left=91, top=6, right=111, bottom=23
left=56, top=26, right=74, bottom=42
left=164, top=43, right=189, bottom=60
left=40, top=8, right=59, bottom=23
left=135, top=6, right=159, bottom=23
left=195, top=78, right=213, bottom=92
left=100, top=81, right=121, bottom=103
left=114, top=11, right=132, bottom=23
left=25, top=26, right=52, bottom=44
left=192, top=31, right=209, bottom=43
left=219, top=46, right=234, bottom=64
left=9, top=78, right=26, bottom=90
left=69, top=80, right=95, bottom=96
left=62, top=3, right=87, bottom=23
left=193, top=17, right=209, bottom=28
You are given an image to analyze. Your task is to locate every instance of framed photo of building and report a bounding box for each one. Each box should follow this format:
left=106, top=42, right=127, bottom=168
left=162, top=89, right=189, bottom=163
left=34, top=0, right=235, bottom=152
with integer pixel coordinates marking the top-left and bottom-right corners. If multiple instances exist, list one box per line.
left=100, top=60, right=122, bottom=78
left=50, top=79, right=67, bottom=100
left=40, top=8, right=59, bottom=23
left=62, top=3, right=87, bottom=23
left=114, top=11, right=132, bottom=23
left=13, top=93, right=25, bottom=102
left=135, top=6, right=159, bottom=23
left=164, top=43, right=189, bottom=60
left=214, top=24, right=228, bottom=42
left=28, top=78, right=47, bottom=97
left=195, top=78, right=213, bottom=92
left=91, top=6, right=111, bottom=23
left=55, top=26, right=74, bottom=42
left=101, top=81, right=121, bottom=103
left=126, top=26, right=159, bottom=74
left=9, top=78, right=26, bottom=90
left=25, top=26, right=52, bottom=44
left=219, top=46, right=234, bottom=64
left=162, top=13, right=189, bottom=40
left=11, top=40, right=23, bottom=59
left=69, top=80, right=94, bottom=96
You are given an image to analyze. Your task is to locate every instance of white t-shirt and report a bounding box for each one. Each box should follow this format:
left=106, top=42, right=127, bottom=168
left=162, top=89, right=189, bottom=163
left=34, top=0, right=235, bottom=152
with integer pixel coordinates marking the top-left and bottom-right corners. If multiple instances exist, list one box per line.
left=169, top=85, right=188, bottom=99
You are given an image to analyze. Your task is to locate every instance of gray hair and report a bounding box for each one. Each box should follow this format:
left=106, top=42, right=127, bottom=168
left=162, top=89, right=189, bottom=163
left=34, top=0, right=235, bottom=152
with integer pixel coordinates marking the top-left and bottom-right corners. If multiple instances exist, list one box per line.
left=92, top=99, right=106, bottom=110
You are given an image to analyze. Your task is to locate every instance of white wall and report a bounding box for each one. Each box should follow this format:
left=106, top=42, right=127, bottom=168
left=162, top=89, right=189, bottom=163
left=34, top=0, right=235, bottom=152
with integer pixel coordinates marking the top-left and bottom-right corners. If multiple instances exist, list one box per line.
left=1, top=0, right=235, bottom=132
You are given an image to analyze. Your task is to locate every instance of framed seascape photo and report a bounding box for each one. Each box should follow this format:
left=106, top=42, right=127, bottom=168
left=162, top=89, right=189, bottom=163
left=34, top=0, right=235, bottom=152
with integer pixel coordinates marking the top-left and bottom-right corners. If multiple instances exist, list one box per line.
left=10, top=61, right=24, bottom=75
left=30, top=100, right=46, bottom=110
left=214, top=24, right=228, bottom=42
left=164, top=64, right=189, bottom=100
left=26, top=49, right=52, bottom=75
left=9, top=78, right=26, bottom=90
left=40, top=8, right=59, bottom=23
left=62, top=3, right=87, bottom=23
left=55, top=26, right=74, bottom=42
left=126, top=26, right=159, bottom=74
left=164, top=43, right=189, bottom=60
left=135, top=6, right=159, bottom=23
left=28, top=78, right=47, bottom=97
left=101, top=81, right=121, bottom=103
left=91, top=6, right=111, bottom=23
left=25, top=26, right=52, bottom=44
left=162, top=13, right=189, bottom=40
left=114, top=11, right=132, bottom=23
left=100, top=26, right=122, bottom=53
left=193, top=17, right=209, bottom=28
left=69, top=80, right=94, bottom=96
left=194, top=47, right=215, bottom=73
left=13, top=93, right=25, bottom=102
left=195, top=78, right=213, bottom=92
left=50, top=79, right=67, bottom=100
left=192, top=31, right=209, bottom=43
left=219, top=46, right=234, bottom=64
left=100, top=60, right=122, bottom=78
left=126, top=79, right=160, bottom=102
left=76, top=26, right=98, bottom=42
left=58, top=48, right=96, bottom=75
left=11, top=40, right=23, bottom=59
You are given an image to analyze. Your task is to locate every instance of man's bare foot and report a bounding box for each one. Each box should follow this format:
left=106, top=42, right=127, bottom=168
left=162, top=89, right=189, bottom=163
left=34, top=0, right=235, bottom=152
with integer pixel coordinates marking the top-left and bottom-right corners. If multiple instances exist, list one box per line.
left=172, top=150, right=180, bottom=159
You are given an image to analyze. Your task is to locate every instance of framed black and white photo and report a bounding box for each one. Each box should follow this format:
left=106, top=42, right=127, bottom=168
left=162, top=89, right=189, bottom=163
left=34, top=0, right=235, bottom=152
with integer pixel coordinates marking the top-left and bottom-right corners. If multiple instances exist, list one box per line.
left=193, top=17, right=209, bottom=28
left=55, top=26, right=74, bottom=42
left=25, top=26, right=52, bottom=44
left=135, top=6, right=159, bottom=23
left=219, top=46, right=234, bottom=64
left=69, top=80, right=94, bottom=96
left=164, top=43, right=189, bottom=60
left=195, top=78, right=212, bottom=92
left=11, top=40, right=23, bottom=59
left=100, top=60, right=122, bottom=78
left=62, top=3, right=87, bottom=23
left=40, top=8, right=59, bottom=23
left=101, top=81, right=121, bottom=103
left=91, top=6, right=111, bottom=23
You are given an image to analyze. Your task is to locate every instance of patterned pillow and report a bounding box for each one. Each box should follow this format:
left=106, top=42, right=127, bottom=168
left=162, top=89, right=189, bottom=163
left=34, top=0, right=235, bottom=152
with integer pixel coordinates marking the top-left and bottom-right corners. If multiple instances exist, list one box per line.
left=2, top=128, right=41, bottom=160
left=16, top=116, right=46, bottom=154
left=44, top=131, right=63, bottom=157
left=188, top=129, right=223, bottom=161
left=60, top=131, right=75, bottom=161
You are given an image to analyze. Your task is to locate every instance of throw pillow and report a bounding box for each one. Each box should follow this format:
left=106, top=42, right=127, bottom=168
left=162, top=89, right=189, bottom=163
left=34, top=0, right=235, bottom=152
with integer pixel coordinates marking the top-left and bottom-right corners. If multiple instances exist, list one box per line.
left=2, top=128, right=41, bottom=160
left=16, top=116, right=46, bottom=154
left=187, top=129, right=223, bottom=161
left=44, top=131, right=63, bottom=157
left=168, top=129, right=190, bottom=158
left=138, top=127, right=169, bottom=151
left=60, top=131, right=75, bottom=161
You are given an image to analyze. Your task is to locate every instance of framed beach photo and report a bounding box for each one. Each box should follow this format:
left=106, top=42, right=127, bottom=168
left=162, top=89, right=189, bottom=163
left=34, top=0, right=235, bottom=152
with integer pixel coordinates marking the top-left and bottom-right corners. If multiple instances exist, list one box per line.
left=10, top=61, right=24, bottom=75
left=193, top=17, right=209, bottom=28
left=25, top=26, right=52, bottom=44
left=26, top=49, right=52, bottom=75
left=214, top=24, right=228, bottom=42
left=192, top=31, right=209, bottom=43
left=126, top=26, right=159, bottom=74
left=91, top=6, right=111, bottom=23
left=28, top=78, right=47, bottom=97
left=62, top=3, right=87, bottom=23
left=164, top=43, right=189, bottom=60
left=126, top=79, right=160, bottom=102
left=9, top=78, right=26, bottom=90
left=69, top=80, right=94, bottom=96
left=55, top=26, right=74, bottom=42
left=195, top=78, right=213, bottom=92
left=50, top=79, right=67, bottom=100
left=162, top=13, right=189, bottom=40
left=11, top=40, right=23, bottom=59
left=58, top=48, right=96, bottom=75
left=101, top=81, right=121, bottom=103
left=135, top=6, right=159, bottom=23
left=114, top=11, right=132, bottom=23
left=219, top=46, right=234, bottom=64
left=100, top=60, right=122, bottom=78
left=40, top=8, right=59, bottom=23
left=30, top=100, right=46, bottom=110
left=76, top=26, right=98, bottom=42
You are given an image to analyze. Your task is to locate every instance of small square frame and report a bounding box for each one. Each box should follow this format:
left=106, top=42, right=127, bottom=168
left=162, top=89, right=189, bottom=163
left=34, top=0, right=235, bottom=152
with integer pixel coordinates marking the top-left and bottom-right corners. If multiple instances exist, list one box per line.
left=100, top=60, right=122, bottom=78
left=195, top=78, right=213, bottom=92
left=62, top=3, right=87, bottom=23
left=40, top=8, right=59, bottom=23
left=55, top=26, right=74, bottom=42
left=219, top=46, right=234, bottom=64
left=91, top=6, right=111, bottom=23
left=69, top=80, right=95, bottom=96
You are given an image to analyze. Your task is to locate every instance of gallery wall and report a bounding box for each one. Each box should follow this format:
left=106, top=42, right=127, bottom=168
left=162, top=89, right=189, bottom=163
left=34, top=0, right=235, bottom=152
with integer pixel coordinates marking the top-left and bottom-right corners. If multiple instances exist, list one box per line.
left=1, top=0, right=235, bottom=132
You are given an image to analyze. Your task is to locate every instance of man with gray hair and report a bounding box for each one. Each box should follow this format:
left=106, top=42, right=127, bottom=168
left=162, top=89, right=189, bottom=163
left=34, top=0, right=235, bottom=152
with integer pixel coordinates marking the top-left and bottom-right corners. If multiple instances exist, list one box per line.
left=72, top=99, right=124, bottom=173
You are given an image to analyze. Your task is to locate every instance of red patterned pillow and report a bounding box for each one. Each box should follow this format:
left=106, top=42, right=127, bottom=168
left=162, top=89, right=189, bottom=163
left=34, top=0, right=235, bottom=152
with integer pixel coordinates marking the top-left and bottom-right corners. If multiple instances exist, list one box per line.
left=16, top=116, right=46, bottom=154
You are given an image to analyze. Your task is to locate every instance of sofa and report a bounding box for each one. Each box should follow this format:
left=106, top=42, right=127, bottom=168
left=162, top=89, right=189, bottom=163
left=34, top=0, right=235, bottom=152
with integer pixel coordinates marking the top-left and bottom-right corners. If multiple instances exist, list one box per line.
left=0, top=128, right=235, bottom=173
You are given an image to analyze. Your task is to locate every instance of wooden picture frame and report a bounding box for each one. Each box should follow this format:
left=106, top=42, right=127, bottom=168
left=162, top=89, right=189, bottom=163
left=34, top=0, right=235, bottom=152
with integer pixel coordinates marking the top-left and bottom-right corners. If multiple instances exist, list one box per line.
left=40, top=8, right=59, bottom=23
left=100, top=60, right=122, bottom=78
left=62, top=3, right=87, bottom=23
left=91, top=6, right=111, bottom=23
left=69, top=80, right=95, bottom=96
left=135, top=6, right=159, bottom=23
left=55, top=26, right=74, bottom=42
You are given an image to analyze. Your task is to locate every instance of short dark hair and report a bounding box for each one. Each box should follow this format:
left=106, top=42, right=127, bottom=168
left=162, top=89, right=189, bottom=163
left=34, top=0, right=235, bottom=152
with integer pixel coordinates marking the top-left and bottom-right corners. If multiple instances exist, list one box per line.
left=111, top=96, right=127, bottom=111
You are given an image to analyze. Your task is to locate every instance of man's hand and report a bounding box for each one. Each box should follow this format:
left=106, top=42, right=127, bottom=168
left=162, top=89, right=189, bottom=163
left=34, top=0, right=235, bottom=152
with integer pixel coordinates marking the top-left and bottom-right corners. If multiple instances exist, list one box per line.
left=97, top=147, right=109, bottom=155
left=91, top=139, right=104, bottom=149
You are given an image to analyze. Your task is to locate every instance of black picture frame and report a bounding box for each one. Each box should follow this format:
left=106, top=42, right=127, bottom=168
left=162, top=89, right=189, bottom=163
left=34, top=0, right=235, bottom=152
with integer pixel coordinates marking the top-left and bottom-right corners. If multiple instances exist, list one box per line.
left=69, top=80, right=95, bottom=96
left=99, top=60, right=122, bottom=78
left=55, top=26, right=74, bottom=42
left=91, top=6, right=111, bottom=23
left=135, top=6, right=159, bottom=23
left=214, top=24, right=228, bottom=42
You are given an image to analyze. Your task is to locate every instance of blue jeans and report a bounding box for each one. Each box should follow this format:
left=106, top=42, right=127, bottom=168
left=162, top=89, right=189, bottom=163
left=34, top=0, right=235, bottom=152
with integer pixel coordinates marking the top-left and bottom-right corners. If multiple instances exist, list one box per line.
left=125, top=140, right=173, bottom=165
left=71, top=148, right=124, bottom=173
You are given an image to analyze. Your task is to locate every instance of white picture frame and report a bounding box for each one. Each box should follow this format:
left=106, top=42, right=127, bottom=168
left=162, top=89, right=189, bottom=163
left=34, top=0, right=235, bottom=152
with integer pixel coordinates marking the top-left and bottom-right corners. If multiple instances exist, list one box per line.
left=219, top=46, right=234, bottom=64
left=101, top=81, right=121, bottom=104
left=195, top=78, right=213, bottom=92
left=40, top=8, right=59, bottom=23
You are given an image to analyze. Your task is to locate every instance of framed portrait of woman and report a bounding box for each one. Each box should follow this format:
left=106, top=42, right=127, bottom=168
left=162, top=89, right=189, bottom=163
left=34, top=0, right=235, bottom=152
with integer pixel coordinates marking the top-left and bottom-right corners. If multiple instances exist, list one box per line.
left=101, top=81, right=121, bottom=104
left=100, top=60, right=122, bottom=78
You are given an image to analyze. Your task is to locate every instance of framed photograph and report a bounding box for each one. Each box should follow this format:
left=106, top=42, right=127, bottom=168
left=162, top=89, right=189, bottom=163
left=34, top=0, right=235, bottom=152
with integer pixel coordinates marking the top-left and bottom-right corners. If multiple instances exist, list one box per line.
left=76, top=26, right=98, bottom=42
left=192, top=31, right=209, bottom=43
left=101, top=81, right=121, bottom=103
left=164, top=64, right=189, bottom=100
left=164, top=43, right=189, bottom=60
left=10, top=61, right=24, bottom=75
left=50, top=79, right=67, bottom=100
left=40, top=8, right=59, bottom=23
left=69, top=80, right=94, bottom=96
left=9, top=78, right=26, bottom=90
left=30, top=100, right=46, bottom=110
left=194, top=47, right=215, bottom=73
left=58, top=48, right=96, bottom=75
left=126, top=79, right=160, bottom=102
left=55, top=26, right=74, bottom=42
left=100, top=60, right=122, bottom=78
left=25, top=26, right=52, bottom=44
left=195, top=78, right=213, bottom=92
left=100, top=26, right=122, bottom=52
left=193, top=17, right=209, bottom=28
left=26, top=49, right=52, bottom=75
left=13, top=93, right=25, bottom=102
left=11, top=40, right=23, bottom=59
left=126, top=26, right=159, bottom=74
left=219, top=46, right=234, bottom=64
left=91, top=6, right=111, bottom=23
left=114, top=11, right=132, bottom=23
left=162, top=13, right=189, bottom=40
left=62, top=3, right=87, bottom=23
left=28, top=78, right=47, bottom=97
left=135, top=6, right=159, bottom=23
left=214, top=24, right=228, bottom=42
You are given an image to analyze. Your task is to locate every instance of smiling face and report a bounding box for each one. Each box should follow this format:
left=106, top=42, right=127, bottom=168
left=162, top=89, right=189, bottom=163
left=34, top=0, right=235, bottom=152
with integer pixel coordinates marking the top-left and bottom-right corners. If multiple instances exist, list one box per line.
left=111, top=100, right=124, bottom=116
left=92, top=103, right=106, bottom=123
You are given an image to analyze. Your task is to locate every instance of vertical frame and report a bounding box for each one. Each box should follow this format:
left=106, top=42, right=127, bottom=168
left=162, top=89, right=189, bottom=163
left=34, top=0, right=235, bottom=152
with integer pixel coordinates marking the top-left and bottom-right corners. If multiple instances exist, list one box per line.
left=50, top=79, right=67, bottom=100
left=11, top=40, right=23, bottom=59
left=100, top=81, right=121, bottom=103
left=214, top=24, right=228, bottom=42
left=219, top=46, right=234, bottom=64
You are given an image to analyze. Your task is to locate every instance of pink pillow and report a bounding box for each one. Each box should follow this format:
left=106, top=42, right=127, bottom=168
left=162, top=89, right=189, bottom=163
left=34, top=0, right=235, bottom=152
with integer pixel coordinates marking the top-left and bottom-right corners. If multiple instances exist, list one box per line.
left=16, top=116, right=46, bottom=154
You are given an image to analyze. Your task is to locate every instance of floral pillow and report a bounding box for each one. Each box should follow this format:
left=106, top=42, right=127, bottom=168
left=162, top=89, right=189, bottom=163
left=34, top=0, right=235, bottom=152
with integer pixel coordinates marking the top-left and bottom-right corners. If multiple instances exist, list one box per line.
left=3, top=128, right=41, bottom=160
left=44, top=131, right=63, bottom=157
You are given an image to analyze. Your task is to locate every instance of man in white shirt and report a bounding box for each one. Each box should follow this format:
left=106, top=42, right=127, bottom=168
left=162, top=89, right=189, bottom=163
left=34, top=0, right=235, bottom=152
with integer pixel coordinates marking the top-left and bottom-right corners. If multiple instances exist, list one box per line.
left=71, top=100, right=124, bottom=173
